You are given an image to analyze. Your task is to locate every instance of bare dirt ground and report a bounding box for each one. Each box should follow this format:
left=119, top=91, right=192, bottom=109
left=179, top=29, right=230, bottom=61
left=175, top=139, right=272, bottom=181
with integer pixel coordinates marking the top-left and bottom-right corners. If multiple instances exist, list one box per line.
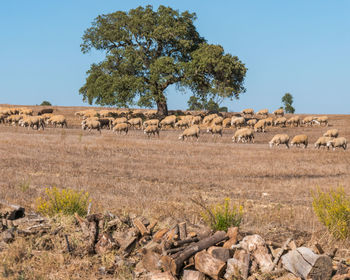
left=1, top=106, right=349, bottom=241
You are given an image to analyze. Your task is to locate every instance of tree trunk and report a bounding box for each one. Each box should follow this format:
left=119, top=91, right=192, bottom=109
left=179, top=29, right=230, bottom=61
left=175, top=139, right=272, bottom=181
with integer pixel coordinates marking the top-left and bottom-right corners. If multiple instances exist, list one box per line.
left=157, top=100, right=168, bottom=117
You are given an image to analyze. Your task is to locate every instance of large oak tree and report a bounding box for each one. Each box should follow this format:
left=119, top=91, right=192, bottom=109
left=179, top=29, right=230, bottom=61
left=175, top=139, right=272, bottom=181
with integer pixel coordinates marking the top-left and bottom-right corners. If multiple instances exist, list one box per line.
left=80, top=5, right=247, bottom=116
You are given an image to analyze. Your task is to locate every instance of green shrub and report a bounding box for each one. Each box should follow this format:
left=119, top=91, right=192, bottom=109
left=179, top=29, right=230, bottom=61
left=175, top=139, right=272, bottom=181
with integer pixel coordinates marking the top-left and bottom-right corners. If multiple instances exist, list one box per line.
left=36, top=187, right=90, bottom=217
left=40, top=101, right=52, bottom=106
left=200, top=198, right=243, bottom=231
left=312, top=187, right=350, bottom=239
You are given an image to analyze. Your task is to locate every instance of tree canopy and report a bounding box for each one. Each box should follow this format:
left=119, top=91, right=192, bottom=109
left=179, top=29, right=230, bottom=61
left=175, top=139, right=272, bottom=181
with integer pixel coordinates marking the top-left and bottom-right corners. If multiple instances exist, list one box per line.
left=282, top=93, right=295, bottom=114
left=80, top=5, right=247, bottom=116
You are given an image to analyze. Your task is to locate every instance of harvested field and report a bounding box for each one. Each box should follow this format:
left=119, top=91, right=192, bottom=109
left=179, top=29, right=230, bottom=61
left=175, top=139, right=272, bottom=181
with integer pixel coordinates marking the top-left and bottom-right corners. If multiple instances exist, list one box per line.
left=1, top=106, right=349, bottom=240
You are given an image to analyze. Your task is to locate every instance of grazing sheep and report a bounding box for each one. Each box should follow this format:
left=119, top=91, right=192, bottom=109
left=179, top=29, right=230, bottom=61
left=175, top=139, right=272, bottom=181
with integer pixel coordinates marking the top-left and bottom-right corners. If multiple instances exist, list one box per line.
left=83, top=119, right=101, bottom=133
left=231, top=117, right=245, bottom=128
left=113, top=123, right=129, bottom=135
left=222, top=117, right=231, bottom=128
left=175, top=119, right=190, bottom=129
left=113, top=117, right=127, bottom=126
left=203, top=114, right=218, bottom=125
left=273, top=108, right=284, bottom=117
left=291, top=134, right=308, bottom=148
left=191, top=116, right=202, bottom=125
left=160, top=115, right=176, bottom=129
left=5, top=115, right=23, bottom=126
left=323, top=129, right=339, bottom=138
left=0, top=114, right=5, bottom=124
left=314, top=136, right=334, bottom=149
left=128, top=117, right=143, bottom=129
left=286, top=116, right=301, bottom=127
left=256, top=109, right=269, bottom=118
left=302, top=116, right=315, bottom=127
left=327, top=137, right=347, bottom=150
left=144, top=125, right=160, bottom=138
left=20, top=116, right=45, bottom=130
left=269, top=134, right=290, bottom=148
left=99, top=110, right=113, bottom=118
left=143, top=119, right=160, bottom=128
left=37, top=108, right=53, bottom=115
left=265, top=117, right=274, bottom=126
left=254, top=119, right=266, bottom=132
left=274, top=117, right=287, bottom=127
left=314, top=116, right=329, bottom=126
left=247, top=119, right=258, bottom=128
left=48, top=115, right=67, bottom=128
left=19, top=109, right=33, bottom=116
left=179, top=125, right=200, bottom=141
left=82, top=110, right=98, bottom=119
left=211, top=116, right=223, bottom=126
left=242, top=108, right=254, bottom=117
left=207, top=125, right=223, bottom=137
left=232, top=128, right=254, bottom=143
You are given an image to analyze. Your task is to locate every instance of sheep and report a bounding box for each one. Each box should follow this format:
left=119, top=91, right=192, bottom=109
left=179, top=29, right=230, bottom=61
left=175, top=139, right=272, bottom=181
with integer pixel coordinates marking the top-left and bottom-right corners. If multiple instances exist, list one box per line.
left=286, top=116, right=300, bottom=127
left=274, top=117, right=287, bottom=127
left=192, top=116, right=202, bottom=125
left=144, top=125, right=160, bottom=138
left=112, top=117, right=127, bottom=126
left=99, top=118, right=113, bottom=129
left=269, top=134, right=290, bottom=148
left=265, top=117, right=274, bottom=126
left=143, top=119, right=160, bottom=128
left=254, top=119, right=266, bottom=132
left=179, top=125, right=200, bottom=141
left=291, top=134, right=308, bottom=148
left=82, top=110, right=98, bottom=119
left=19, top=109, right=33, bottom=116
left=113, top=123, right=129, bottom=135
left=247, top=119, right=258, bottom=128
left=302, top=116, right=315, bottom=127
left=242, top=108, right=254, bottom=117
left=314, top=116, right=329, bottom=126
left=160, top=115, right=176, bottom=129
left=0, top=114, right=5, bottom=124
left=83, top=119, right=101, bottom=133
left=207, top=125, right=223, bottom=137
left=314, top=136, right=334, bottom=149
left=273, top=108, right=284, bottom=117
left=211, top=116, right=223, bottom=126
left=48, top=115, right=67, bottom=128
left=231, top=117, right=245, bottom=128
left=323, top=129, right=339, bottom=138
left=203, top=114, right=218, bottom=125
left=232, top=128, right=254, bottom=143
left=327, top=137, right=347, bottom=150
left=175, top=119, right=190, bottom=129
left=37, top=108, right=53, bottom=115
left=20, top=116, right=45, bottom=130
left=256, top=109, right=269, bottom=118
left=128, top=117, right=143, bottom=129
left=5, top=115, right=22, bottom=126
left=99, top=110, right=113, bottom=118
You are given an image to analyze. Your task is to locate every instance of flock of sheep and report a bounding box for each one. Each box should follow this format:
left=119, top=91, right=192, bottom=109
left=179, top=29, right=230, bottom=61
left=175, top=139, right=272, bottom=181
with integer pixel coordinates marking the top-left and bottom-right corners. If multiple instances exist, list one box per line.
left=0, top=106, right=347, bottom=150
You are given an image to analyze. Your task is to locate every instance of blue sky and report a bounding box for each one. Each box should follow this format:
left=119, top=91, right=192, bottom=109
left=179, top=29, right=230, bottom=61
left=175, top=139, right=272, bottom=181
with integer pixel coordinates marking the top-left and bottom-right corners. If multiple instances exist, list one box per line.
left=0, top=1, right=349, bottom=113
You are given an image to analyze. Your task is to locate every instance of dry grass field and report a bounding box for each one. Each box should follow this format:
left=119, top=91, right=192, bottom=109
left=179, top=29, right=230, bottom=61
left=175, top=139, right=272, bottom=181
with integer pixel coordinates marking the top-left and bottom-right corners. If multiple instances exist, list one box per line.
left=1, top=106, right=349, bottom=234
left=0, top=106, right=350, bottom=278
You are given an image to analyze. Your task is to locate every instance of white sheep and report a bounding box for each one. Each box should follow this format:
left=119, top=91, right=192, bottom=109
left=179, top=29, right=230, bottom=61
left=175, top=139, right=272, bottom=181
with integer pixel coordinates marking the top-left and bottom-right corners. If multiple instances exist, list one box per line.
left=269, top=134, right=290, bottom=148
left=314, top=116, right=329, bottom=127
left=231, top=117, right=245, bottom=128
left=83, top=119, right=101, bottom=133
left=144, top=125, right=160, bottom=138
left=246, top=119, right=258, bottom=128
left=302, top=116, right=315, bottom=127
left=286, top=116, right=300, bottom=127
left=232, top=128, right=254, bottom=143
left=242, top=108, right=254, bottom=117
left=179, top=125, right=200, bottom=141
left=202, top=114, right=218, bottom=125
left=327, top=137, right=347, bottom=150
left=160, top=115, right=176, bottom=129
left=128, top=117, right=143, bottom=129
left=254, top=119, right=266, bottom=132
left=323, top=129, right=339, bottom=138
left=206, top=125, right=223, bottom=137
left=143, top=119, right=159, bottom=128
left=256, top=109, right=269, bottom=117
left=113, top=123, right=129, bottom=135
left=291, top=134, right=308, bottom=148
left=274, top=117, right=287, bottom=127
left=314, top=136, right=333, bottom=149
left=222, top=117, right=231, bottom=128
left=273, top=108, right=284, bottom=117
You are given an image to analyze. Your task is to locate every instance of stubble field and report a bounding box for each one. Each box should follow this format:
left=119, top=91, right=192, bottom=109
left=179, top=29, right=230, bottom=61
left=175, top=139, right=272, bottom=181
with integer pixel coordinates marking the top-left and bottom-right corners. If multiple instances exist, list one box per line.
left=1, top=106, right=350, bottom=246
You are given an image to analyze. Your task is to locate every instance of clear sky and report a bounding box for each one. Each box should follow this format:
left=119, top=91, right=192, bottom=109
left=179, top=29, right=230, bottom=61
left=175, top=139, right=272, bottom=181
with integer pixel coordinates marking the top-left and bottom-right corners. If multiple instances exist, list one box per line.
left=0, top=1, right=349, bottom=114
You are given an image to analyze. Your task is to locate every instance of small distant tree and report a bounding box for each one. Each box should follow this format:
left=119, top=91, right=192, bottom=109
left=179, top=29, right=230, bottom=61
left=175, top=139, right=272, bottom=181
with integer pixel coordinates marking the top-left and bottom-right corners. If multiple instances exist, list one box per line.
left=40, top=101, right=52, bottom=106
left=282, top=93, right=295, bottom=114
